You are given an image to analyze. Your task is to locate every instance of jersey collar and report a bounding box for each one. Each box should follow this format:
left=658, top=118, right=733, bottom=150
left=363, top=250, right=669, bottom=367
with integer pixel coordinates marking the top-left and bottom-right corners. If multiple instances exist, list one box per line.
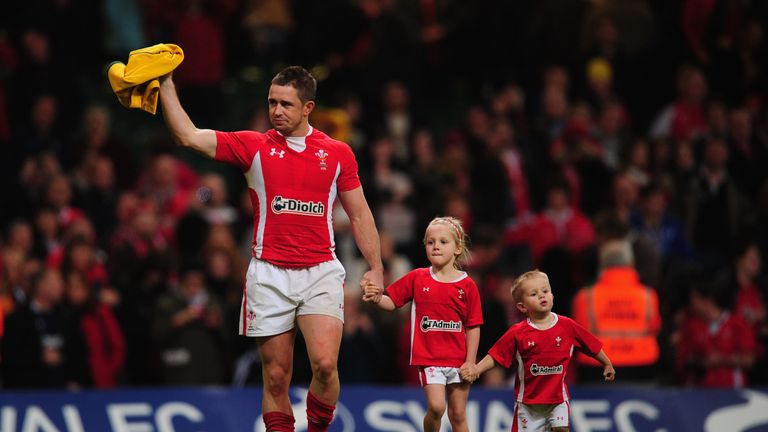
left=269, top=125, right=315, bottom=153
left=527, top=312, right=558, bottom=330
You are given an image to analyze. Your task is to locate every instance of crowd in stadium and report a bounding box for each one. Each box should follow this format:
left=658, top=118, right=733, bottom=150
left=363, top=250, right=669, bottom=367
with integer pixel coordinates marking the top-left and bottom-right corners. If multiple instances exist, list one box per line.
left=1, top=0, right=768, bottom=390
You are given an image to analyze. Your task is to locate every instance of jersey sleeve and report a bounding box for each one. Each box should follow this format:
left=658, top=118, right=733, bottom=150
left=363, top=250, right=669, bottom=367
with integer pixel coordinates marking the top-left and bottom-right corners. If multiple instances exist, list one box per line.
left=464, top=278, right=484, bottom=327
left=488, top=327, right=518, bottom=368
left=384, top=270, right=417, bottom=308
left=215, top=130, right=262, bottom=171
left=570, top=317, right=604, bottom=357
left=336, top=142, right=362, bottom=192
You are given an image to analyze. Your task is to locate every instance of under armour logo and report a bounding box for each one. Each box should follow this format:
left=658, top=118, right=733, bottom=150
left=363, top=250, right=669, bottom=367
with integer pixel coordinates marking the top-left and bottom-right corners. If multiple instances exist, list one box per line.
left=269, top=148, right=285, bottom=158
left=423, top=287, right=430, bottom=292
left=528, top=341, right=535, bottom=347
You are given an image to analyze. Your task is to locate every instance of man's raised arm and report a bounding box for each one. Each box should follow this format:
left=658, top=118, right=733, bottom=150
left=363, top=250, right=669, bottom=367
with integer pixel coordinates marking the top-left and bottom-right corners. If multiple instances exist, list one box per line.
left=158, top=74, right=218, bottom=159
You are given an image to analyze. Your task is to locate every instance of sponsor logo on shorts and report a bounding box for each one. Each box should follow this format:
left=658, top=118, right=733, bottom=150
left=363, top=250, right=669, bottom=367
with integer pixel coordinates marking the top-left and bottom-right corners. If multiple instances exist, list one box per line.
left=420, top=316, right=462, bottom=332
left=530, top=363, right=564, bottom=376
left=271, top=195, right=325, bottom=216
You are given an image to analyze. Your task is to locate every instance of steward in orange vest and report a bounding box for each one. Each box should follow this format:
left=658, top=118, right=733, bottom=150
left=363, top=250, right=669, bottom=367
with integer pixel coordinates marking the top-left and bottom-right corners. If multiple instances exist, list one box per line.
left=572, top=241, right=661, bottom=368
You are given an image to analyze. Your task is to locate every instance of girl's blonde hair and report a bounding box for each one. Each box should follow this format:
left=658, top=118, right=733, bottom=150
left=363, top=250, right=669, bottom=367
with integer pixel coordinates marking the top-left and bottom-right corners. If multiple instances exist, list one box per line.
left=424, top=216, right=471, bottom=269
left=511, top=269, right=550, bottom=302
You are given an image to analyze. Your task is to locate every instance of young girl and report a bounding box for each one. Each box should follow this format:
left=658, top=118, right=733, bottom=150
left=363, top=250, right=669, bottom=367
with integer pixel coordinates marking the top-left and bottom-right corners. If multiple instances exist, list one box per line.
left=362, top=216, right=483, bottom=432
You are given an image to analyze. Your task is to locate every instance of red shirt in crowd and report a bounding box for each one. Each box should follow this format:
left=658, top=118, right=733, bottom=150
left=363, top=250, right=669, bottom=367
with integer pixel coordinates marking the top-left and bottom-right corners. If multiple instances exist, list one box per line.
left=676, top=311, right=755, bottom=387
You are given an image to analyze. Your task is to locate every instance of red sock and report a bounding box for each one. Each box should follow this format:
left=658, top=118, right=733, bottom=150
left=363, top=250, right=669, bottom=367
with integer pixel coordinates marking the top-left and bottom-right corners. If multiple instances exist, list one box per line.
left=306, top=391, right=336, bottom=432
left=263, top=411, right=295, bottom=432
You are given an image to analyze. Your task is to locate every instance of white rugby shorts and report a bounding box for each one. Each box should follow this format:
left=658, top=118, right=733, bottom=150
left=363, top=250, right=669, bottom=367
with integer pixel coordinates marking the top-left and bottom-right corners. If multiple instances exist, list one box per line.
left=239, top=258, right=346, bottom=337
left=418, top=366, right=463, bottom=387
left=514, top=401, right=570, bottom=431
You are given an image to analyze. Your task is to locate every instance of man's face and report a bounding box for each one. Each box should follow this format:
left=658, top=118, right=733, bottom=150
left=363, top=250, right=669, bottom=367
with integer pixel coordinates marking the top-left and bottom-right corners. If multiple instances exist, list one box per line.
left=268, top=84, right=313, bottom=135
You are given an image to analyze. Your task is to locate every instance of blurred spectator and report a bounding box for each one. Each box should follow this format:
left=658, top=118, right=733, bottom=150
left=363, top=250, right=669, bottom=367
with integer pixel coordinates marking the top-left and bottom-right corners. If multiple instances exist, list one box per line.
left=68, top=104, right=137, bottom=190
left=15, top=93, right=63, bottom=162
left=715, top=240, right=768, bottom=385
left=135, top=153, right=199, bottom=239
left=621, top=138, right=651, bottom=188
left=32, top=207, right=61, bottom=261
left=63, top=270, right=126, bottom=388
left=375, top=81, right=419, bottom=164
left=630, top=183, right=692, bottom=265
left=108, top=198, right=174, bottom=385
left=594, top=171, right=639, bottom=227
left=0, top=250, right=29, bottom=313
left=4, top=219, right=35, bottom=259
left=57, top=237, right=116, bottom=306
left=43, top=174, right=87, bottom=233
left=706, top=100, right=729, bottom=138
left=197, top=172, right=238, bottom=225
left=151, top=267, right=228, bottom=385
left=650, top=65, right=708, bottom=142
left=572, top=239, right=661, bottom=383
left=77, top=156, right=120, bottom=247
left=2, top=268, right=69, bottom=388
left=674, top=278, right=755, bottom=388
left=364, top=135, right=416, bottom=254
left=727, top=107, right=767, bottom=198
left=677, top=137, right=754, bottom=271
left=528, top=181, right=595, bottom=267
left=593, top=101, right=630, bottom=172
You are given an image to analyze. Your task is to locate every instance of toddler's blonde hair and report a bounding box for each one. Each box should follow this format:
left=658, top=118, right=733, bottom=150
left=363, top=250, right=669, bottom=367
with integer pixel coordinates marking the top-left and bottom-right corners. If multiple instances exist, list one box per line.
left=511, top=269, right=550, bottom=303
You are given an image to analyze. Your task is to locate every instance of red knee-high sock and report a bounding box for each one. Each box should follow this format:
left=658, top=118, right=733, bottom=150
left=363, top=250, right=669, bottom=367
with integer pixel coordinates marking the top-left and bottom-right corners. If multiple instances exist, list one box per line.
left=306, top=391, right=336, bottom=432
left=263, top=411, right=295, bottom=432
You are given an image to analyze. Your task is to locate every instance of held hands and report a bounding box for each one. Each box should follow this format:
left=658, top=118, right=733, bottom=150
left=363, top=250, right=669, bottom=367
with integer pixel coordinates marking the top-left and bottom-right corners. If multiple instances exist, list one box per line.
left=459, top=363, right=479, bottom=383
left=360, top=279, right=382, bottom=304
left=603, top=364, right=616, bottom=382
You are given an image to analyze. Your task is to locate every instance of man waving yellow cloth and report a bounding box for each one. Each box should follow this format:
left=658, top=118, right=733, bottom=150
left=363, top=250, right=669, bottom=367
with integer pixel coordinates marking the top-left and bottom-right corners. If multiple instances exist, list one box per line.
left=108, top=44, right=184, bottom=114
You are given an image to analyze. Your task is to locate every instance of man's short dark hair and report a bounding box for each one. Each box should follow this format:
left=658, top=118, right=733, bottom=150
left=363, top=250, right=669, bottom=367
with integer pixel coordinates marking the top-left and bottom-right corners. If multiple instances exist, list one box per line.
left=272, top=66, right=317, bottom=103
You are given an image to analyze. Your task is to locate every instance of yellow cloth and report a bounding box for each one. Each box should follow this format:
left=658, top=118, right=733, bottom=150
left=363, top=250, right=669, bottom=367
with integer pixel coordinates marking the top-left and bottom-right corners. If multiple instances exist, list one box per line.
left=108, top=43, right=184, bottom=114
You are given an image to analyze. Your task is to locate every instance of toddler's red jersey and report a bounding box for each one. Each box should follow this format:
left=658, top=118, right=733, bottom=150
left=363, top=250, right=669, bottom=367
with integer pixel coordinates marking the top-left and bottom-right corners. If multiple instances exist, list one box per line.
left=215, top=128, right=360, bottom=268
left=385, top=268, right=483, bottom=367
left=489, top=314, right=603, bottom=404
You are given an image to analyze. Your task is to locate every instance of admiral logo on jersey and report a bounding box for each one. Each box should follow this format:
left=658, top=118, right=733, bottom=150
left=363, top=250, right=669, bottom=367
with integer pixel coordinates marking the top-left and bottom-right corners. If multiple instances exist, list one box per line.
left=530, top=363, right=564, bottom=376
left=271, top=196, right=325, bottom=216
left=420, top=316, right=462, bottom=332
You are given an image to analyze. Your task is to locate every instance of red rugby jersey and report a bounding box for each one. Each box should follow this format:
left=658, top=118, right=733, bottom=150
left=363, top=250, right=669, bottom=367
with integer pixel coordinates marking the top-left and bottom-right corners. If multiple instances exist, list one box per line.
left=385, top=267, right=484, bottom=367
left=215, top=128, right=361, bottom=268
left=489, top=314, right=603, bottom=404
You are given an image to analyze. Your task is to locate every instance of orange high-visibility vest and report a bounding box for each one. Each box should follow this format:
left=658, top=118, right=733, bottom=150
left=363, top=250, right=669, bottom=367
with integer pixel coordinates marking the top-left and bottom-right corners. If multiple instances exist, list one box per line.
left=572, top=267, right=661, bottom=366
